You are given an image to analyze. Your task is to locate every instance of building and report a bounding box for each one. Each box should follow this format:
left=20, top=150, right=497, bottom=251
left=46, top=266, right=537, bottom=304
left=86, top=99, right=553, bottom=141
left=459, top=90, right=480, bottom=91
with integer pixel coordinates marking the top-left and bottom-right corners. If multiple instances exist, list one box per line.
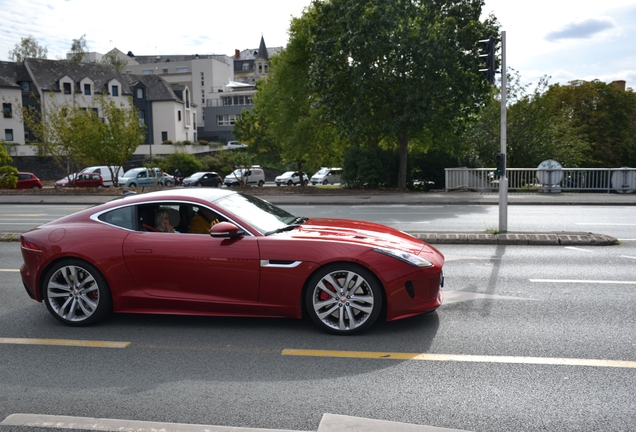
left=120, top=50, right=233, bottom=142
left=0, top=61, right=30, bottom=146
left=203, top=36, right=281, bottom=143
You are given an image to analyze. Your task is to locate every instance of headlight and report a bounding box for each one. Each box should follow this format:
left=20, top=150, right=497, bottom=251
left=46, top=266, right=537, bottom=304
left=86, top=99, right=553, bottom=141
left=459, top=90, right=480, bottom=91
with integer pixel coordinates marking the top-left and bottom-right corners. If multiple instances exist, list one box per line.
left=373, top=247, right=433, bottom=267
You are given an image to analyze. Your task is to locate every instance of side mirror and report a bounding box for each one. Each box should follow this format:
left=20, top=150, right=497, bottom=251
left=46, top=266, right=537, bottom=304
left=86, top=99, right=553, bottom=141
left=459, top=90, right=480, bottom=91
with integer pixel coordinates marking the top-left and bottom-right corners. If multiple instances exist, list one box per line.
left=210, top=221, right=245, bottom=238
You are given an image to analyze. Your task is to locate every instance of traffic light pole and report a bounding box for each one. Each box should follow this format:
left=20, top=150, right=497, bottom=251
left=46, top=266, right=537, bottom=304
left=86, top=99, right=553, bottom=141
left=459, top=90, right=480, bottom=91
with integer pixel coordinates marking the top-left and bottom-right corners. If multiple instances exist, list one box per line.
left=499, top=31, right=508, bottom=232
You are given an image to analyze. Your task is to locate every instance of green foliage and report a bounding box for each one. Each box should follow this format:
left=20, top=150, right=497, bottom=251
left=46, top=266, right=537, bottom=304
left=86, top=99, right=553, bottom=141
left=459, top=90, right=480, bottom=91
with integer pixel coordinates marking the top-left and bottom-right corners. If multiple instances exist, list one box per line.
left=0, top=144, right=12, bottom=166
left=234, top=11, right=344, bottom=174
left=8, top=35, right=47, bottom=62
left=0, top=166, right=19, bottom=188
left=308, top=0, right=498, bottom=188
left=155, top=152, right=203, bottom=177
left=343, top=146, right=398, bottom=188
left=69, top=34, right=88, bottom=62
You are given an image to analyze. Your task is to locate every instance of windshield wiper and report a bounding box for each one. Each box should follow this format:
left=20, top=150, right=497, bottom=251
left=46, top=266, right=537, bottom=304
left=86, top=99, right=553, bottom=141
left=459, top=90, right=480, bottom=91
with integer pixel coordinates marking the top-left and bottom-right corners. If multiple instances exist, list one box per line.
left=265, top=217, right=307, bottom=236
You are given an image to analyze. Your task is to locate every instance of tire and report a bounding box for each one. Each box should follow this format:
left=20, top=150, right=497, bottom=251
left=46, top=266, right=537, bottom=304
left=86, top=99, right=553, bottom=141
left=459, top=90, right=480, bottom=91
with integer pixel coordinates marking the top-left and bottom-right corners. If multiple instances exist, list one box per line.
left=322, top=180, right=328, bottom=185
left=196, top=183, right=202, bottom=187
left=42, top=259, right=112, bottom=326
left=258, top=180, right=264, bottom=187
left=165, top=180, right=173, bottom=187
left=128, top=183, right=136, bottom=188
left=287, top=180, right=293, bottom=186
left=305, top=263, right=383, bottom=335
left=32, top=185, right=41, bottom=189
left=97, top=184, right=104, bottom=188
left=303, top=180, right=309, bottom=186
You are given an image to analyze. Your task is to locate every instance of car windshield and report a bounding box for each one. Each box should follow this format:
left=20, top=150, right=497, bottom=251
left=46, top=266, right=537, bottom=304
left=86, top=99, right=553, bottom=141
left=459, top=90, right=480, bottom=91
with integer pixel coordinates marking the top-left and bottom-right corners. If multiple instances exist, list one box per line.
left=316, top=168, right=329, bottom=176
left=216, top=192, right=298, bottom=234
left=191, top=172, right=206, bottom=179
left=123, top=170, right=139, bottom=178
left=232, top=169, right=246, bottom=176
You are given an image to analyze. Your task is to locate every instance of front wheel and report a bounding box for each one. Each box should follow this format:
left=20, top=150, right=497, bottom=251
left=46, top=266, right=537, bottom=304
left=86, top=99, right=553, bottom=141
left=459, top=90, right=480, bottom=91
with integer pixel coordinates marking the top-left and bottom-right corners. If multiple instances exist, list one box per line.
left=322, top=180, right=329, bottom=185
left=42, top=259, right=112, bottom=326
left=165, top=180, right=173, bottom=187
left=128, top=183, right=136, bottom=188
left=305, top=263, right=383, bottom=335
left=287, top=180, right=293, bottom=186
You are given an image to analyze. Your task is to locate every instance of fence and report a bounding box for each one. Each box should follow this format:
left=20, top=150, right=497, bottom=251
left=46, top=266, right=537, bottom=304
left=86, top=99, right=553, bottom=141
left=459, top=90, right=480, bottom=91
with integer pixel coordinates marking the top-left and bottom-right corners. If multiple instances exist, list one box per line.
left=445, top=167, right=636, bottom=193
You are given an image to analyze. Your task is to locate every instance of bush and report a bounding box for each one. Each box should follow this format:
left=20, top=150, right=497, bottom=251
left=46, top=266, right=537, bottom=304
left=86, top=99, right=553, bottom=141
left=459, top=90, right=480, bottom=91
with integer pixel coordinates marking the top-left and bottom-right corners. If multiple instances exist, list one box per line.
left=343, top=146, right=398, bottom=188
left=0, top=166, right=18, bottom=188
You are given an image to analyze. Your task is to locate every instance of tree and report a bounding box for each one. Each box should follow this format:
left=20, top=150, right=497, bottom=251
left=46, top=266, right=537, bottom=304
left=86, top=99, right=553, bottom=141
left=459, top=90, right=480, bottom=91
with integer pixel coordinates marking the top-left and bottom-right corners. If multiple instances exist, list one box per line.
left=541, top=80, right=636, bottom=167
left=235, top=12, right=344, bottom=176
left=307, top=0, right=498, bottom=188
left=19, top=94, right=145, bottom=185
left=8, top=35, right=48, bottom=62
left=0, top=145, right=18, bottom=188
left=69, top=34, right=88, bottom=62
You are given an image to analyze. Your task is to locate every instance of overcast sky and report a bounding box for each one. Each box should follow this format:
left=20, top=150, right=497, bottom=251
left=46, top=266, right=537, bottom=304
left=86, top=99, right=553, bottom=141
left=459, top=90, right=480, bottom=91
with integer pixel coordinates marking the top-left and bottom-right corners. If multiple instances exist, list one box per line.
left=1, top=0, right=634, bottom=91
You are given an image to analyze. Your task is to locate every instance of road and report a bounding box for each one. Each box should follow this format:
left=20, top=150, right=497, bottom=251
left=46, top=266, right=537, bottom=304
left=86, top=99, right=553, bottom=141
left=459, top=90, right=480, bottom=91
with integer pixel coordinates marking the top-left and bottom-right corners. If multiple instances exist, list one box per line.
left=1, top=241, right=635, bottom=431
left=0, top=203, right=635, bottom=431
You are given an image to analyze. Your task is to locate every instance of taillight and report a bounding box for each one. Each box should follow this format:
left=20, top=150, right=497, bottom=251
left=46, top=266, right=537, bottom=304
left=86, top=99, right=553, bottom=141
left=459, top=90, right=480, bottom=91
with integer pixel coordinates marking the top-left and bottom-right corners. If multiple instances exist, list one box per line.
left=20, top=236, right=41, bottom=251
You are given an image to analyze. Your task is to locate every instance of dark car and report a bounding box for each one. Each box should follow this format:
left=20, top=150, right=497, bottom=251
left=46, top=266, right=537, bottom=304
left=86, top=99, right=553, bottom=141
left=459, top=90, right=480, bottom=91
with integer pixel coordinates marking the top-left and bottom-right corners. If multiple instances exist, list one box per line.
left=182, top=171, right=223, bottom=187
left=16, top=172, right=43, bottom=189
left=19, top=188, right=444, bottom=335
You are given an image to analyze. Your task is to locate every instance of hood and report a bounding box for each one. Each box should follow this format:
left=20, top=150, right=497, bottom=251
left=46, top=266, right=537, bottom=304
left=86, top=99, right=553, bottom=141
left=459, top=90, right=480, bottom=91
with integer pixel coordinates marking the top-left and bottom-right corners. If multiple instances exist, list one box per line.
left=289, top=218, right=427, bottom=255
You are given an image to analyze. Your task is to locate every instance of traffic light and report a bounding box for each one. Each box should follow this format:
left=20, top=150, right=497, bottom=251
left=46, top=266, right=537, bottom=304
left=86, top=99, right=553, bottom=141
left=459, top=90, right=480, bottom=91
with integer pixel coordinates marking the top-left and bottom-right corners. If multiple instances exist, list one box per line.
left=496, top=153, right=506, bottom=178
left=478, top=36, right=497, bottom=85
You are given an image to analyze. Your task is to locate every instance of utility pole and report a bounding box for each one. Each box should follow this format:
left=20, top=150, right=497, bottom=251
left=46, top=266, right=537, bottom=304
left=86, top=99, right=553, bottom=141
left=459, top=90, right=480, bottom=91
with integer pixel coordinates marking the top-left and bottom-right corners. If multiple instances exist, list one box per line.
left=499, top=31, right=507, bottom=232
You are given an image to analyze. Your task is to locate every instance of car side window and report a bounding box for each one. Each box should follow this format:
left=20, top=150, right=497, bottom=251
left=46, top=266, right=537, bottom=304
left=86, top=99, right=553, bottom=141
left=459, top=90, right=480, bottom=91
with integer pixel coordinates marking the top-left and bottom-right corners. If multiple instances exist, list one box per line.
left=98, top=206, right=134, bottom=230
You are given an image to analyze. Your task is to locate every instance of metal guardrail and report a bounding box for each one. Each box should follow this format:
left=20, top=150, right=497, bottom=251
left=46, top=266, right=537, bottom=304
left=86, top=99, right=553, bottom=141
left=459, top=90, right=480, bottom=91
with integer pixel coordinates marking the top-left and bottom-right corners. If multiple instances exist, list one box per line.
left=445, top=167, right=636, bottom=193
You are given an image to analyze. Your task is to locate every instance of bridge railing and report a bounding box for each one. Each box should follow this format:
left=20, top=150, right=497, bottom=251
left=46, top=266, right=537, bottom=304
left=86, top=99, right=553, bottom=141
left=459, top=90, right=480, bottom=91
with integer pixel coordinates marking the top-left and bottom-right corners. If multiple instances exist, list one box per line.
left=444, top=167, right=636, bottom=193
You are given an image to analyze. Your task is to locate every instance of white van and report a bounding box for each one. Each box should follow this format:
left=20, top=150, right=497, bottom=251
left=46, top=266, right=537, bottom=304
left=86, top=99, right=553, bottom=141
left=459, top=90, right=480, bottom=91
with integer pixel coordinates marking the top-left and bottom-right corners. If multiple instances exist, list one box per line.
left=223, top=166, right=265, bottom=187
left=311, top=167, right=342, bottom=185
left=80, top=166, right=123, bottom=187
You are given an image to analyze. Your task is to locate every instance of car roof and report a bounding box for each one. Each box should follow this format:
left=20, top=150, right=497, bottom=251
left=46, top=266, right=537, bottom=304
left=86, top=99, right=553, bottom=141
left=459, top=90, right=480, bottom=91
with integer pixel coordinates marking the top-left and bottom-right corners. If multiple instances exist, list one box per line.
left=114, top=188, right=236, bottom=205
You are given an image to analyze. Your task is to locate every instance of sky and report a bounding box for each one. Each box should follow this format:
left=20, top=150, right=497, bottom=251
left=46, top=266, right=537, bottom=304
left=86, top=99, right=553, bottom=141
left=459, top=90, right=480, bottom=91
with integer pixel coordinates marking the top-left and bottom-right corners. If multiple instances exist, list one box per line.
left=1, top=0, right=635, bottom=91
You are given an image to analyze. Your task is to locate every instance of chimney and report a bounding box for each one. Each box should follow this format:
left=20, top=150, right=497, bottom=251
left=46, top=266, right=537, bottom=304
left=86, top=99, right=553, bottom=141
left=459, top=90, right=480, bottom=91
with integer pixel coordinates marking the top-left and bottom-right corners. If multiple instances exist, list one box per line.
left=235, top=49, right=240, bottom=59
left=612, top=80, right=626, bottom=91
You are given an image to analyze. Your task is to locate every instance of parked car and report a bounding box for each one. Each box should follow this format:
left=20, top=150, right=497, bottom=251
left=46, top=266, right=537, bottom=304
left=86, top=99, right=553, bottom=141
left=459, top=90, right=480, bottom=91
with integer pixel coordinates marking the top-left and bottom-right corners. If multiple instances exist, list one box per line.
left=224, top=166, right=265, bottom=187
left=79, top=166, right=122, bottom=187
left=275, top=171, right=309, bottom=186
left=19, top=188, right=444, bottom=335
left=182, top=172, right=223, bottom=187
left=54, top=173, right=104, bottom=188
left=311, top=167, right=343, bottom=185
left=118, top=167, right=172, bottom=188
left=227, top=141, right=248, bottom=149
left=15, top=172, right=42, bottom=189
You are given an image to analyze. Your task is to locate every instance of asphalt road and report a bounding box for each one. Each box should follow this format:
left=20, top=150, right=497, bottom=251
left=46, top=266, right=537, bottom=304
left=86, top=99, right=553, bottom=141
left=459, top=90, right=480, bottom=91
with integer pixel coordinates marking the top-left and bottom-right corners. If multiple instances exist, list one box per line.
left=1, top=234, right=635, bottom=431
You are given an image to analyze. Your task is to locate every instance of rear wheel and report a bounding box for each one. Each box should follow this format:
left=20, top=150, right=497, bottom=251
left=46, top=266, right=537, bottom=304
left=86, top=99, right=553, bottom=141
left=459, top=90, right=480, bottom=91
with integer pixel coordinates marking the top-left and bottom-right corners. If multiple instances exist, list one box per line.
left=305, top=263, right=383, bottom=335
left=42, top=259, right=112, bottom=326
left=32, top=185, right=41, bottom=189
left=165, top=180, right=173, bottom=187
left=258, top=180, right=264, bottom=187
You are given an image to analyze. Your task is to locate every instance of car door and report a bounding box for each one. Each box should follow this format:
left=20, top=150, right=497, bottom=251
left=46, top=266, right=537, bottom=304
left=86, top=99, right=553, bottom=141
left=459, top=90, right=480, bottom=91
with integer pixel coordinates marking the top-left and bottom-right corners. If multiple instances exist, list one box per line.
left=122, top=211, right=260, bottom=303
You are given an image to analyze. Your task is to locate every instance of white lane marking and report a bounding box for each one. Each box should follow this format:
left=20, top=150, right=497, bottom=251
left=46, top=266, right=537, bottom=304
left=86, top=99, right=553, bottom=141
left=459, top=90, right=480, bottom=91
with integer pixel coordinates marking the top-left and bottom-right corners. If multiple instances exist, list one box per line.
left=0, top=269, right=20, bottom=272
left=575, top=223, right=636, bottom=226
left=442, top=291, right=536, bottom=304
left=620, top=256, right=636, bottom=260
left=530, top=279, right=636, bottom=285
left=565, top=247, right=592, bottom=252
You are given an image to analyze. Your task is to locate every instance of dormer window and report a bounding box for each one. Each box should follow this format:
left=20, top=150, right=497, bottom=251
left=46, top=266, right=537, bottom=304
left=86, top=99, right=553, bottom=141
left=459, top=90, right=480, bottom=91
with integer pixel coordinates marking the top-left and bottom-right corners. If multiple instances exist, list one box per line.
left=63, top=82, right=72, bottom=94
left=84, top=84, right=91, bottom=95
left=111, top=85, right=119, bottom=96
left=136, top=88, right=144, bottom=99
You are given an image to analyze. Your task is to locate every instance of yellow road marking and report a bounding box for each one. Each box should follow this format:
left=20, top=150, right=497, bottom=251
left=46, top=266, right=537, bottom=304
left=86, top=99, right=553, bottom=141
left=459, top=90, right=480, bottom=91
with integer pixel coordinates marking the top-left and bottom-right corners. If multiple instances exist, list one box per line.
left=0, top=338, right=130, bottom=348
left=282, top=349, right=636, bottom=369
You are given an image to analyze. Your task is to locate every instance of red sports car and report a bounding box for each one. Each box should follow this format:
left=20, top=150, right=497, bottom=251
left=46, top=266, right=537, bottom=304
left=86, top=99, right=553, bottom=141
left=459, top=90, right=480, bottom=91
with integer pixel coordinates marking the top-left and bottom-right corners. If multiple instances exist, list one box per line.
left=20, top=189, right=444, bottom=334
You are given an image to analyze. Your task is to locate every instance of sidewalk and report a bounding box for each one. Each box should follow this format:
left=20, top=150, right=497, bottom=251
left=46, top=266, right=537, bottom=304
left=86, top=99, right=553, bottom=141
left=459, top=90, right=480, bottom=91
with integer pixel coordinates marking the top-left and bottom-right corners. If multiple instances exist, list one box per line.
left=0, top=191, right=628, bottom=245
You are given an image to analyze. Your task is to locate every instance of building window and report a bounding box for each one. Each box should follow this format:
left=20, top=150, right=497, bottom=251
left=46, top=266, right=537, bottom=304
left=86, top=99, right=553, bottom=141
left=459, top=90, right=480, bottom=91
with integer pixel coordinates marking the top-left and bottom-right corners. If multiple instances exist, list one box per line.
left=178, top=111, right=182, bottom=121
left=161, top=131, right=168, bottom=142
left=143, top=69, right=154, bottom=75
left=139, top=110, right=145, bottom=127
left=2, top=103, right=11, bottom=118
left=5, top=129, right=13, bottom=141
left=63, top=82, right=72, bottom=94
left=136, top=88, right=144, bottom=99
left=176, top=67, right=188, bottom=73
left=111, top=85, right=119, bottom=96
left=84, top=84, right=91, bottom=95
left=258, top=64, right=263, bottom=74
left=217, top=115, right=236, bottom=126
left=162, top=68, right=168, bottom=74
left=242, top=62, right=250, bottom=71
